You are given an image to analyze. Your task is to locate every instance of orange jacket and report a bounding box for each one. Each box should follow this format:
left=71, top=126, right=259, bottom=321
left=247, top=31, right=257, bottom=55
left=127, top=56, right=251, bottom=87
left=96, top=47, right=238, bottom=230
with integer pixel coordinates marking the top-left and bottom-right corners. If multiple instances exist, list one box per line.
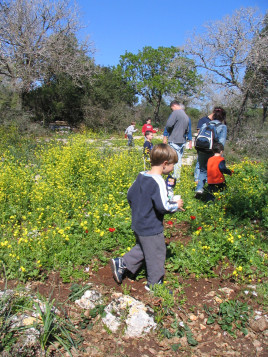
left=207, top=156, right=225, bottom=184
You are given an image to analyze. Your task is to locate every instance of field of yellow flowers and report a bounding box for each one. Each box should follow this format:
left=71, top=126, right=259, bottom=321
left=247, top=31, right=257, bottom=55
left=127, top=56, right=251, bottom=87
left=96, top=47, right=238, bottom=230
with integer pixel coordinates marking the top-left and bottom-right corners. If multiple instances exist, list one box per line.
left=0, top=127, right=267, bottom=285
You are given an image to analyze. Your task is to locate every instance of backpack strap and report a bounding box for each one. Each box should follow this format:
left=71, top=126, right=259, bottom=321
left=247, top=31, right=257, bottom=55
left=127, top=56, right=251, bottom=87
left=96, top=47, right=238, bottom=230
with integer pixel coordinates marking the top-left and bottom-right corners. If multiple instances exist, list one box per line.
left=209, top=120, right=222, bottom=127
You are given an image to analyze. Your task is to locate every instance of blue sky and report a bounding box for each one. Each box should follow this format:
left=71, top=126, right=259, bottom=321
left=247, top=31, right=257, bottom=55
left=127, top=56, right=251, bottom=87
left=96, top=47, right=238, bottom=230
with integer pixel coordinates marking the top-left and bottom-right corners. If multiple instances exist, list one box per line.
left=74, top=0, right=267, bottom=67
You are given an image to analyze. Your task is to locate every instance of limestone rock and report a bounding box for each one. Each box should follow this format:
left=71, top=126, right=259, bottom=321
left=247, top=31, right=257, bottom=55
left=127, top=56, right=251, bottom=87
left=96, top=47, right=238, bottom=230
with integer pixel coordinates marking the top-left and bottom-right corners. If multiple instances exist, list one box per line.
left=75, top=289, right=102, bottom=310
left=218, top=287, right=234, bottom=296
left=102, top=295, right=156, bottom=337
left=250, top=316, right=268, bottom=332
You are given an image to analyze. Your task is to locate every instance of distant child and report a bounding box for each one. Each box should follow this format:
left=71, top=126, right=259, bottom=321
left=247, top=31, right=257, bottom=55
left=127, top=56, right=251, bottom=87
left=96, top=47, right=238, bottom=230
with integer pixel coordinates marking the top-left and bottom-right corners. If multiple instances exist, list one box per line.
left=125, top=122, right=138, bottom=146
left=206, top=142, right=232, bottom=201
left=143, top=130, right=154, bottom=169
left=111, top=144, right=184, bottom=291
left=142, top=118, right=158, bottom=141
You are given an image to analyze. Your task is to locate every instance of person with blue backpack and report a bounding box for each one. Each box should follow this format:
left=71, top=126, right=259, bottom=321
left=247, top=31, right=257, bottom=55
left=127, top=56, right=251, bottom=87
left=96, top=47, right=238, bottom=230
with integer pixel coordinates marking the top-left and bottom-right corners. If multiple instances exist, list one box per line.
left=194, top=112, right=213, bottom=183
left=194, top=107, right=227, bottom=198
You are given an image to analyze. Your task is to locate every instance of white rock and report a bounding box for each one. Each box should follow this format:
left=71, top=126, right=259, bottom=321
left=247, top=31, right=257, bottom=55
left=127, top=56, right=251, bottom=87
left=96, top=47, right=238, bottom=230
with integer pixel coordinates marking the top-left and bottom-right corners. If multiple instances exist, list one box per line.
left=218, top=287, right=234, bottom=295
left=125, top=304, right=156, bottom=337
left=248, top=285, right=257, bottom=290
left=102, top=295, right=156, bottom=337
left=205, top=291, right=216, bottom=298
left=75, top=289, right=102, bottom=310
left=102, top=311, right=121, bottom=332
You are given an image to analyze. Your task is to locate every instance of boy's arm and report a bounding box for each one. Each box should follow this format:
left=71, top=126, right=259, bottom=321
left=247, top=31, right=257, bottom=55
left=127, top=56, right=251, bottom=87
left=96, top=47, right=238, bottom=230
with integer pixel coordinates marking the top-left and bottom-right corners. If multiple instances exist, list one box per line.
left=187, top=118, right=192, bottom=141
left=218, top=160, right=232, bottom=175
left=151, top=177, right=179, bottom=214
left=163, top=127, right=169, bottom=137
left=217, top=125, right=227, bottom=146
left=163, top=127, right=169, bottom=144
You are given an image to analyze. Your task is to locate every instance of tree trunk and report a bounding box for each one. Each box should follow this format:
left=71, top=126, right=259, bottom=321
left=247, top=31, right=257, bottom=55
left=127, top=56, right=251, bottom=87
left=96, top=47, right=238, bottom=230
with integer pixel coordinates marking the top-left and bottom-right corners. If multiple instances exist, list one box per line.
left=232, top=89, right=249, bottom=139
left=153, top=95, right=162, bottom=124
left=262, top=104, right=267, bottom=128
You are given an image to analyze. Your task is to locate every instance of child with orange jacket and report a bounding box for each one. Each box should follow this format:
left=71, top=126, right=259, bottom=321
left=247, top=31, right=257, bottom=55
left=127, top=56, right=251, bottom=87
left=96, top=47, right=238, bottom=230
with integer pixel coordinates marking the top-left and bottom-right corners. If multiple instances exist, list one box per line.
left=207, top=142, right=232, bottom=200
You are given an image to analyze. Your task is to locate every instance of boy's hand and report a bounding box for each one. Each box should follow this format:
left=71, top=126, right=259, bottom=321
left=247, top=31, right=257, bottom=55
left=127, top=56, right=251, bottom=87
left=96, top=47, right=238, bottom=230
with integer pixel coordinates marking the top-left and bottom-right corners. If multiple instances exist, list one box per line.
left=176, top=199, right=185, bottom=211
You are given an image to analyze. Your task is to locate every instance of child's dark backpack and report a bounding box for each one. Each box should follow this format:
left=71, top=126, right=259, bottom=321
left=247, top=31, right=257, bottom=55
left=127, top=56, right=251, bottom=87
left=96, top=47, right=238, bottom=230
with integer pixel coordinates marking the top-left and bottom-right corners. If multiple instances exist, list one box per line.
left=195, top=121, right=221, bottom=152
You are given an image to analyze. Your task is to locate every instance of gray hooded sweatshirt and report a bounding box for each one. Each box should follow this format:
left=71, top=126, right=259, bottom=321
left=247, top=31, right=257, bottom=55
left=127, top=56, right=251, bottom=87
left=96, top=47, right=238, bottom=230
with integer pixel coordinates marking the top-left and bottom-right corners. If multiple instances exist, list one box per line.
left=166, top=109, right=189, bottom=144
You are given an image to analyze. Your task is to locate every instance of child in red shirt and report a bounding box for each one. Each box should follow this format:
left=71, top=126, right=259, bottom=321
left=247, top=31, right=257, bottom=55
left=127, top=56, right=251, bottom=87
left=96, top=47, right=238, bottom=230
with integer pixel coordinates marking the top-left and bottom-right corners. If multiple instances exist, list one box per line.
left=207, top=142, right=232, bottom=200
left=142, top=118, right=158, bottom=138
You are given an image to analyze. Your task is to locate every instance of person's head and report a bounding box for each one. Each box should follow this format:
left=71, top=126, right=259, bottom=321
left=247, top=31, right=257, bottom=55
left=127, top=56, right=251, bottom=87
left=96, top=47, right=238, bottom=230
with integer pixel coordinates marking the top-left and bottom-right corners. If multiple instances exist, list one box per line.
left=150, top=144, right=178, bottom=173
left=212, top=107, right=226, bottom=123
left=212, top=142, right=224, bottom=155
left=145, top=131, right=153, bottom=141
left=170, top=100, right=185, bottom=111
left=146, top=118, right=152, bottom=124
left=131, top=121, right=136, bottom=126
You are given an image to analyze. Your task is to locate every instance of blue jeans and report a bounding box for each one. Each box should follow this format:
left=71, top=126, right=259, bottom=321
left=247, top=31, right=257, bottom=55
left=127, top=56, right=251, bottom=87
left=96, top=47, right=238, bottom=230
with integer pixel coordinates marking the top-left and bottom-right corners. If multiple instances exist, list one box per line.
left=195, top=150, right=213, bottom=191
left=168, top=142, right=185, bottom=180
left=194, top=160, right=200, bottom=182
left=127, top=134, right=134, bottom=146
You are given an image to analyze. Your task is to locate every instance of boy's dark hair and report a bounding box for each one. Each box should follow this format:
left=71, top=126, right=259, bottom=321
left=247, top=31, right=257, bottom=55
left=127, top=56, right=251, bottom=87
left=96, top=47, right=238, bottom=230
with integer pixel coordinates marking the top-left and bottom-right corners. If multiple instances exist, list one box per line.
left=212, top=142, right=224, bottom=153
left=146, top=118, right=152, bottom=123
left=145, top=130, right=152, bottom=137
left=150, top=144, right=178, bottom=166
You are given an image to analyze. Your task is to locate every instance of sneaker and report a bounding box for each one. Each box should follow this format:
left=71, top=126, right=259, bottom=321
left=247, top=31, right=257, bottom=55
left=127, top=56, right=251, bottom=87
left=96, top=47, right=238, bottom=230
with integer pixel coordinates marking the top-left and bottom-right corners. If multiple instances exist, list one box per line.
left=145, top=278, right=163, bottom=292
left=145, top=282, right=173, bottom=295
left=110, top=257, right=126, bottom=284
left=195, top=189, right=204, bottom=198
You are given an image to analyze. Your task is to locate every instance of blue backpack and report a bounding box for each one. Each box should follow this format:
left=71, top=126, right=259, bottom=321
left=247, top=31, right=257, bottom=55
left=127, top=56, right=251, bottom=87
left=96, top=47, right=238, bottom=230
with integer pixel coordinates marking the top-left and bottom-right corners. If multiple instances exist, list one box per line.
left=195, top=121, right=221, bottom=152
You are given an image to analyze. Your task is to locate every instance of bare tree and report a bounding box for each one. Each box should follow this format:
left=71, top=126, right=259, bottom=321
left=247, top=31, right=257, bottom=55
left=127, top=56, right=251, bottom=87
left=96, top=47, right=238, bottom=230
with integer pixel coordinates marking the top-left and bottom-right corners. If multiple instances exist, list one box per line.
left=0, top=0, right=95, bottom=93
left=185, top=7, right=267, bottom=132
left=246, top=14, right=268, bottom=127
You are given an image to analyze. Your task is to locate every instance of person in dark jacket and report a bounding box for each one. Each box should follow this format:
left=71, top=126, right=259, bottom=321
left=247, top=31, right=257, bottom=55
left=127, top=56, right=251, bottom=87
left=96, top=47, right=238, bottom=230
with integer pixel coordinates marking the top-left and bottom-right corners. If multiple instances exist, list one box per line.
left=111, top=144, right=184, bottom=291
left=143, top=131, right=154, bottom=170
left=195, top=107, right=227, bottom=196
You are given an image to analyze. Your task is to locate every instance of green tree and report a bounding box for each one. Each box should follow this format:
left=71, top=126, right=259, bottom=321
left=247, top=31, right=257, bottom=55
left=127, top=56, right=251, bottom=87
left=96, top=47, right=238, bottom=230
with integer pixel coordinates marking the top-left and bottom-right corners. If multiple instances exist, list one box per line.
left=24, top=65, right=137, bottom=128
left=119, top=46, right=200, bottom=123
left=82, top=66, right=137, bottom=132
left=87, top=66, right=137, bottom=109
left=24, top=74, right=85, bottom=126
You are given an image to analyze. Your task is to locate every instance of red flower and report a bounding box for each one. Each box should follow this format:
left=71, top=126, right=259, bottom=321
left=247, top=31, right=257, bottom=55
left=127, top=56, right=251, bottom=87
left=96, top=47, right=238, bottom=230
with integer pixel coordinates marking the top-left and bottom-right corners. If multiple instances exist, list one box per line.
left=190, top=216, right=196, bottom=220
left=109, top=228, right=116, bottom=232
left=167, top=221, right=173, bottom=225
left=197, top=226, right=202, bottom=230
left=85, top=230, right=89, bottom=234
